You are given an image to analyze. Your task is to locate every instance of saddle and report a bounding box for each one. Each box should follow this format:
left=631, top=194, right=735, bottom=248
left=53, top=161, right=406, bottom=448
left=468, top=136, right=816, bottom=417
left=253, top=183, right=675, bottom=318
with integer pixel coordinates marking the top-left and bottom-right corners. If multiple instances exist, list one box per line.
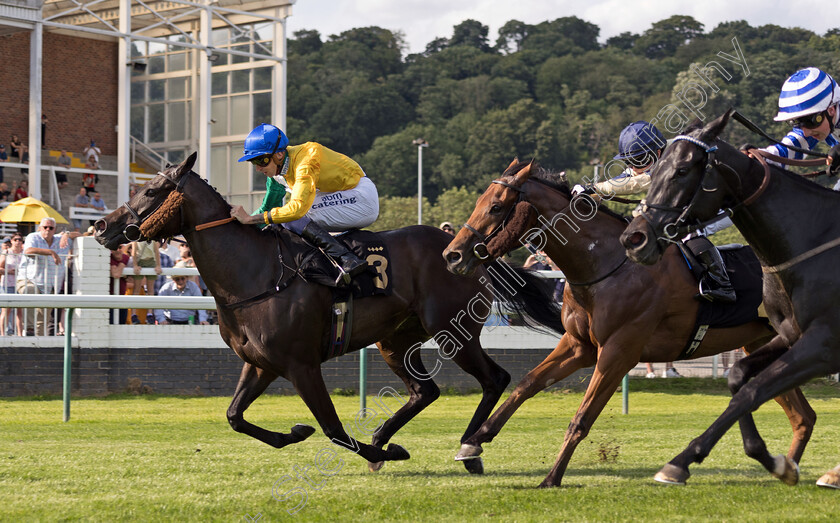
left=275, top=228, right=394, bottom=361
left=676, top=244, right=768, bottom=359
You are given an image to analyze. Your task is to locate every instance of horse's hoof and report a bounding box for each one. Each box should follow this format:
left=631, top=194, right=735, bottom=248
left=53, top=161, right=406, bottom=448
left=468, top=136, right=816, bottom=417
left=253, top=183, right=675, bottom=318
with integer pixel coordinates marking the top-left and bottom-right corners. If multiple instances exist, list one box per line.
left=386, top=443, right=410, bottom=461
left=771, top=455, right=799, bottom=486
left=455, top=443, right=483, bottom=461
left=815, top=469, right=840, bottom=489
left=290, top=424, right=316, bottom=441
left=537, top=478, right=560, bottom=489
left=463, top=456, right=484, bottom=474
left=368, top=461, right=385, bottom=472
left=654, top=464, right=689, bottom=486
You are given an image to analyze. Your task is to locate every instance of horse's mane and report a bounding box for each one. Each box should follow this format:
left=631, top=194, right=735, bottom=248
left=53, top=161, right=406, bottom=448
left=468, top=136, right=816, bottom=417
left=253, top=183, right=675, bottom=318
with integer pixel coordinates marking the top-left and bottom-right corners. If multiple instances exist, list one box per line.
left=500, top=160, right=630, bottom=223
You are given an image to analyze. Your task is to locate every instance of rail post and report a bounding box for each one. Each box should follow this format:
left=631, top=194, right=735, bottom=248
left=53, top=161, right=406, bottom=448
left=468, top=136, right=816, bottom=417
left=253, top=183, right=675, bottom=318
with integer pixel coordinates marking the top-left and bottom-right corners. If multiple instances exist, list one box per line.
left=63, top=308, right=74, bottom=422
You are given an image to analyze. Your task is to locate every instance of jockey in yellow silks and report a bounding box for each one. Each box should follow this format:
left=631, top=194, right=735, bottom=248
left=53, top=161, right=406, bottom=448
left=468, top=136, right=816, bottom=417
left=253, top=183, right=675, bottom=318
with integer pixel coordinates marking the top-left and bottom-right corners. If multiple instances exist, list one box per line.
left=230, top=123, right=379, bottom=284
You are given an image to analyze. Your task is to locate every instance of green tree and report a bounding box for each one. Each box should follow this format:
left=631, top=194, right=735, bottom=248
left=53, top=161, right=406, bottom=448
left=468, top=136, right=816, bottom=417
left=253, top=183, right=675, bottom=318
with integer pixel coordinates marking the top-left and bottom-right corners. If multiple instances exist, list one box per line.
left=635, top=15, right=705, bottom=59
left=450, top=19, right=491, bottom=51
left=496, top=20, right=532, bottom=54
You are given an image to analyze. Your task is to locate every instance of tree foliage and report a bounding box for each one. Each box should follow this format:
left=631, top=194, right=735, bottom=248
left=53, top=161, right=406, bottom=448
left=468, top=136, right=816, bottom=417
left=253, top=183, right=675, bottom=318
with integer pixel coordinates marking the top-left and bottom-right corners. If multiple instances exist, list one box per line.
left=285, top=17, right=840, bottom=230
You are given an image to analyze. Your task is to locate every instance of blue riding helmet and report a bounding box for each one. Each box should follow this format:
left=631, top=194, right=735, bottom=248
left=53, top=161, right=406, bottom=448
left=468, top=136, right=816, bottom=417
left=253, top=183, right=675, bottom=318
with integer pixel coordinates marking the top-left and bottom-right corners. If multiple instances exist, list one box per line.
left=774, top=67, right=840, bottom=122
left=238, top=123, right=290, bottom=162
left=613, top=121, right=666, bottom=160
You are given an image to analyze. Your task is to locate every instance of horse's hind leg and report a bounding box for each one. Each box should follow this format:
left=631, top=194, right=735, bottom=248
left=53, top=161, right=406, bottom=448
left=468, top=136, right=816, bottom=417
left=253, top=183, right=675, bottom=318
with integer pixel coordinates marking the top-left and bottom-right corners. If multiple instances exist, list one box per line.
left=227, top=363, right=316, bottom=448
left=366, top=329, right=442, bottom=472
left=457, top=333, right=595, bottom=461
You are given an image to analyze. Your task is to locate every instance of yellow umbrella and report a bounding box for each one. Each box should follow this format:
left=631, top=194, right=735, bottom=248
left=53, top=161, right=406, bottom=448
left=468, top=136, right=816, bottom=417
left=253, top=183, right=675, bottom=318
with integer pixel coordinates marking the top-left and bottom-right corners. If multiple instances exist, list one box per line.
left=0, top=197, right=69, bottom=224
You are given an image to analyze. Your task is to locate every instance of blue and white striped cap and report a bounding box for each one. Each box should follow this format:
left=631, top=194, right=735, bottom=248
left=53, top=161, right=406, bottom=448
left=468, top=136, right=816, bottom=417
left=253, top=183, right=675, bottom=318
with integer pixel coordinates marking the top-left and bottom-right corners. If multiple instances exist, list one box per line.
left=774, top=67, right=840, bottom=121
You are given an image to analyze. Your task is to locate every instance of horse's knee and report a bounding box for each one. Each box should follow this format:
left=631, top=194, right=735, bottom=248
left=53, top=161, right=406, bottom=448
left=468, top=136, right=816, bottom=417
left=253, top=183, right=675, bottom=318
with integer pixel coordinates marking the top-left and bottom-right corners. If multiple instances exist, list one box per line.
left=227, top=412, right=245, bottom=433
left=743, top=436, right=768, bottom=461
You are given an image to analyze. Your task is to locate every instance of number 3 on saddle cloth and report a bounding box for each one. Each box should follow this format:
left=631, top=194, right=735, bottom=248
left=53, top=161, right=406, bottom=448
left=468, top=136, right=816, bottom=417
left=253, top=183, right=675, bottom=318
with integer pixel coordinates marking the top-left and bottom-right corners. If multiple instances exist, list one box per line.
left=676, top=242, right=767, bottom=359
left=285, top=228, right=393, bottom=361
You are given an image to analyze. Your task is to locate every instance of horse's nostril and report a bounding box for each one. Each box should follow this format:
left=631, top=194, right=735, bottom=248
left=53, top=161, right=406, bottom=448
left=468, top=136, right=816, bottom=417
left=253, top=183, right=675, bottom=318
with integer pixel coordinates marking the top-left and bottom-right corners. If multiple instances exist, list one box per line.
left=94, top=219, right=107, bottom=233
left=445, top=250, right=462, bottom=263
left=626, top=231, right=646, bottom=247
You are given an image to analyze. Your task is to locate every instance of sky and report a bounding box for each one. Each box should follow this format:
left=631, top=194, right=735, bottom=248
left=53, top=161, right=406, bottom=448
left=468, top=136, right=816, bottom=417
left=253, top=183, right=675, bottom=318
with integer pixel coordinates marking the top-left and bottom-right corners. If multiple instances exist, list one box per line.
left=286, top=0, right=838, bottom=54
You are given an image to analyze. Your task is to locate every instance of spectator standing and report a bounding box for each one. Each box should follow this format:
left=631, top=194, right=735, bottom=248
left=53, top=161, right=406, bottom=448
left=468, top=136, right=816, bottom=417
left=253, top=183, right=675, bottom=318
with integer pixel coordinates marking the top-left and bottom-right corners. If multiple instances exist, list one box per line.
left=154, top=261, right=208, bottom=325
left=439, top=222, right=456, bottom=235
left=1, top=234, right=25, bottom=336
left=83, top=156, right=98, bottom=195
left=129, top=240, right=161, bottom=324
left=109, top=246, right=130, bottom=325
left=0, top=144, right=7, bottom=183
left=16, top=218, right=70, bottom=335
left=9, top=134, right=27, bottom=163
left=90, top=191, right=106, bottom=212
left=55, top=150, right=71, bottom=190
left=0, top=182, right=10, bottom=202
left=13, top=179, right=28, bottom=201
left=83, top=140, right=101, bottom=163
left=154, top=243, right=174, bottom=295
left=71, top=187, right=90, bottom=231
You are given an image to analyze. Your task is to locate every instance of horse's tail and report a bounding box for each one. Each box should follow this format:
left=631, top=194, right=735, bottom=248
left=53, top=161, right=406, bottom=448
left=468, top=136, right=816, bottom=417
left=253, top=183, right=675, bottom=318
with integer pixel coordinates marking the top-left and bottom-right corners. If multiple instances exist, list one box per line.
left=487, top=260, right=565, bottom=335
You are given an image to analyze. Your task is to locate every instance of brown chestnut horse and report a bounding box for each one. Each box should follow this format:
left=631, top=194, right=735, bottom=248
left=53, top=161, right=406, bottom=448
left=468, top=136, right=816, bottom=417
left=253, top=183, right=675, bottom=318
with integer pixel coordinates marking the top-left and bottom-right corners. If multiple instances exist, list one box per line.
left=622, top=110, right=840, bottom=488
left=93, top=153, right=565, bottom=472
left=443, top=158, right=815, bottom=488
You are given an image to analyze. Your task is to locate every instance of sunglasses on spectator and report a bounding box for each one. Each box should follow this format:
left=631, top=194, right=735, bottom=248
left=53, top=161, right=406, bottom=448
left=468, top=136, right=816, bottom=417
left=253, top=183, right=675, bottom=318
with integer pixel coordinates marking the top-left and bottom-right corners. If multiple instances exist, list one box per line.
left=790, top=111, right=826, bottom=130
left=248, top=135, right=283, bottom=167
left=42, top=226, right=55, bottom=230
left=12, top=237, right=22, bottom=241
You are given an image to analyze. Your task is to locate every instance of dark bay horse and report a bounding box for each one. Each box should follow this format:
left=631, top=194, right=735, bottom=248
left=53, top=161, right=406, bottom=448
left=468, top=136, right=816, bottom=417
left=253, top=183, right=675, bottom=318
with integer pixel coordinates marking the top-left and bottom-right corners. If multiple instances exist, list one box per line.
left=443, top=158, right=815, bottom=488
left=94, top=153, right=565, bottom=472
left=622, top=110, right=840, bottom=488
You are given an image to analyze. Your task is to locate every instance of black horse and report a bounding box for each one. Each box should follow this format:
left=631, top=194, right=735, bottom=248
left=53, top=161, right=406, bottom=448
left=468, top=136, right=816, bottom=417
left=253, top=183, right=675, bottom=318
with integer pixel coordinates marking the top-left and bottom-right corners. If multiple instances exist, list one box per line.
left=621, top=110, right=840, bottom=488
left=94, top=153, right=565, bottom=472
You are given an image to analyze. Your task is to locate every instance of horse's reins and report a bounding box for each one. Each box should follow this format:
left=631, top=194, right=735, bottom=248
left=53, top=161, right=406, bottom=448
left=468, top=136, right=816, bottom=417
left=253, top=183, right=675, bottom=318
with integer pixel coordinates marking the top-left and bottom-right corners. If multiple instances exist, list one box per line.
left=119, top=170, right=296, bottom=308
left=648, top=135, right=840, bottom=274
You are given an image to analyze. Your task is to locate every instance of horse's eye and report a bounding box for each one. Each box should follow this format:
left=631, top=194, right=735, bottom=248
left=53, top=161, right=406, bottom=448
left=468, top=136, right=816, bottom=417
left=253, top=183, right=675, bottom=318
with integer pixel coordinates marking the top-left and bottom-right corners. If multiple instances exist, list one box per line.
left=489, top=204, right=502, bottom=214
left=146, top=188, right=156, bottom=197
left=676, top=167, right=689, bottom=177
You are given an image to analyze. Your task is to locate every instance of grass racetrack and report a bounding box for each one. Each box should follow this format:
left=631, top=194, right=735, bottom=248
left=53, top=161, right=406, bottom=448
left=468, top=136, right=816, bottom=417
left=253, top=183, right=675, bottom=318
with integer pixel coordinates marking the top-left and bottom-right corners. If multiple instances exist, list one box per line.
left=1, top=378, right=839, bottom=521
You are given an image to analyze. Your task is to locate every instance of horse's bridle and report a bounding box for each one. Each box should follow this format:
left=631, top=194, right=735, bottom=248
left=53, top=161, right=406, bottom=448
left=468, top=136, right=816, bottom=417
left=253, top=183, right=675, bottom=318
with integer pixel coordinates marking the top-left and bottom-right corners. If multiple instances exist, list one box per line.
left=637, top=135, right=769, bottom=242
left=461, top=179, right=532, bottom=260
left=119, top=170, right=193, bottom=242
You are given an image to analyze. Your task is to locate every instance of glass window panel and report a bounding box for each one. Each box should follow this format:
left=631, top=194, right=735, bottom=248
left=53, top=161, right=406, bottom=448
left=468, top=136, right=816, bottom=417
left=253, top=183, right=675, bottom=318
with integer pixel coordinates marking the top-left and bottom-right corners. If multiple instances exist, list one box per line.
left=210, top=145, right=228, bottom=191
left=148, top=41, right=166, bottom=56
left=211, top=98, right=229, bottom=135
left=168, top=102, right=186, bottom=141
left=149, top=79, right=165, bottom=102
left=231, top=159, right=251, bottom=194
left=130, top=106, right=145, bottom=140
left=232, top=30, right=251, bottom=44
left=252, top=169, right=266, bottom=192
left=212, top=28, right=229, bottom=46
left=168, top=78, right=186, bottom=100
left=148, top=104, right=165, bottom=143
left=168, top=52, right=186, bottom=71
left=230, top=95, right=250, bottom=135
left=131, top=82, right=146, bottom=103
left=255, top=23, right=273, bottom=42
left=231, top=43, right=250, bottom=64
left=231, top=69, right=250, bottom=93
left=212, top=71, right=228, bottom=95
left=253, top=67, right=272, bottom=91
left=229, top=194, right=250, bottom=209
left=252, top=92, right=271, bottom=128
left=148, top=55, right=165, bottom=75
left=131, top=41, right=145, bottom=58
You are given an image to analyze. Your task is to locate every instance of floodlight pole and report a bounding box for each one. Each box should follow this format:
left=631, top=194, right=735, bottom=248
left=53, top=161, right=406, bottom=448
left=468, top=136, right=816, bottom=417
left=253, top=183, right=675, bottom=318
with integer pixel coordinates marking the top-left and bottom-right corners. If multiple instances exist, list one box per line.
left=412, top=139, right=428, bottom=225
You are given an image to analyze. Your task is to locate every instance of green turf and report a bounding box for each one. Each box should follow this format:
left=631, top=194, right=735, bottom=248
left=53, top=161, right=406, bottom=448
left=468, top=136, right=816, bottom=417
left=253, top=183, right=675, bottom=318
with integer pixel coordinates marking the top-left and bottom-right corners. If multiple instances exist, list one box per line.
left=1, top=379, right=838, bottom=521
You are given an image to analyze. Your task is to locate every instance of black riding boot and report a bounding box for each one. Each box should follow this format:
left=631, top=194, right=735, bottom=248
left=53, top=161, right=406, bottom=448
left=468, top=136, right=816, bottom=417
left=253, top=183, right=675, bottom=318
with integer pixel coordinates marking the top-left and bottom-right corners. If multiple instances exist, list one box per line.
left=696, top=247, right=736, bottom=303
left=301, top=221, right=368, bottom=285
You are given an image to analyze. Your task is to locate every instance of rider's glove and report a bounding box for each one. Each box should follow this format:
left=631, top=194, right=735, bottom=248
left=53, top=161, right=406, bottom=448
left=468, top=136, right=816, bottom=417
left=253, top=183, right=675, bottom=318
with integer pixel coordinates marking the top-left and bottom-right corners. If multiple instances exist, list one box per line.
left=739, top=143, right=757, bottom=155
left=828, top=144, right=840, bottom=176
left=571, top=184, right=586, bottom=196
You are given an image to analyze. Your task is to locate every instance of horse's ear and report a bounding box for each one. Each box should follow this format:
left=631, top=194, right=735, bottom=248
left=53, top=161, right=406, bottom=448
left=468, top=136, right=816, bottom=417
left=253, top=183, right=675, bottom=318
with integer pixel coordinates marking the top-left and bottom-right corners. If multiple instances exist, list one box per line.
left=701, top=109, right=734, bottom=141
left=176, top=152, right=198, bottom=177
left=502, top=157, right=520, bottom=176
left=512, top=160, right=536, bottom=186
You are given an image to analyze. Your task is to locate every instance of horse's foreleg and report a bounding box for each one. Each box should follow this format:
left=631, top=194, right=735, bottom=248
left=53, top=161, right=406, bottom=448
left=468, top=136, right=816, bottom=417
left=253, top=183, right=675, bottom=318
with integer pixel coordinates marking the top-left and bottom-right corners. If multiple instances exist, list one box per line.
left=458, top=334, right=594, bottom=460
left=227, top=363, right=315, bottom=448
left=291, top=365, right=410, bottom=465
left=659, top=326, right=839, bottom=486
left=538, top=342, right=638, bottom=488
left=733, top=337, right=814, bottom=476
left=366, top=337, right=441, bottom=472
